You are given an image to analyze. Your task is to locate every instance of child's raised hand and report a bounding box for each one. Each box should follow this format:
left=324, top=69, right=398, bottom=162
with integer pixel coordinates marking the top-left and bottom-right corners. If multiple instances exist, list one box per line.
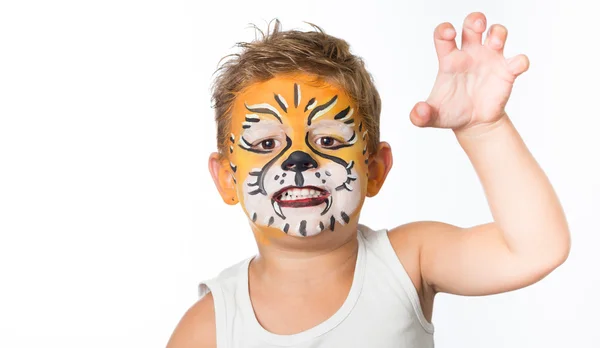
left=410, top=12, right=530, bottom=133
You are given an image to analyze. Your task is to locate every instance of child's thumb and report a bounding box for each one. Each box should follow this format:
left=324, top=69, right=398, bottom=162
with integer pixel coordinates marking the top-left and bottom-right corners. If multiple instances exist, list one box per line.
left=410, top=101, right=438, bottom=128
left=507, top=54, right=530, bottom=77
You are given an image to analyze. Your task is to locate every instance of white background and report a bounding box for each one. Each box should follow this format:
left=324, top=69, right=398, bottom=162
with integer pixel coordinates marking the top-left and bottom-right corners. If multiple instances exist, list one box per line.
left=0, top=0, right=598, bottom=347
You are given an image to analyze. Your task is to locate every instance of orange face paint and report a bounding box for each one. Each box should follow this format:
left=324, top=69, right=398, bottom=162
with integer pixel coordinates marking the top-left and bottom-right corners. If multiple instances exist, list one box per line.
left=226, top=74, right=370, bottom=237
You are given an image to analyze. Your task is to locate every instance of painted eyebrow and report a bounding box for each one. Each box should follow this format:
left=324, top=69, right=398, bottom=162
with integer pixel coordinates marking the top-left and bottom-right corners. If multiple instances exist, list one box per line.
left=308, top=120, right=355, bottom=139
left=333, top=106, right=353, bottom=122
left=241, top=120, right=287, bottom=142
left=245, top=102, right=283, bottom=123
left=307, top=95, right=338, bottom=125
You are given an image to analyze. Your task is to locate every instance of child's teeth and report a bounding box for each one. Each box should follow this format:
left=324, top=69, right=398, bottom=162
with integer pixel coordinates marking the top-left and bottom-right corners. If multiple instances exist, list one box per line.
left=279, top=188, right=326, bottom=201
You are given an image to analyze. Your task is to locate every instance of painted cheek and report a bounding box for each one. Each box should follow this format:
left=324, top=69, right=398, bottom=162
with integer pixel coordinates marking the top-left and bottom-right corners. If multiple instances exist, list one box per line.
left=232, top=156, right=256, bottom=184
left=334, top=147, right=364, bottom=167
left=231, top=151, right=278, bottom=206
left=335, top=147, right=368, bottom=188
left=338, top=144, right=363, bottom=158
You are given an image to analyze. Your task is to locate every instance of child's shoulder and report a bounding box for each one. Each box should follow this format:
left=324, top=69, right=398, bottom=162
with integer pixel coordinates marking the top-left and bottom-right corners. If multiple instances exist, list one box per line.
left=361, top=220, right=449, bottom=252
left=360, top=221, right=436, bottom=290
left=166, top=292, right=216, bottom=348
left=166, top=259, right=252, bottom=348
left=386, top=220, right=460, bottom=277
left=386, top=220, right=461, bottom=252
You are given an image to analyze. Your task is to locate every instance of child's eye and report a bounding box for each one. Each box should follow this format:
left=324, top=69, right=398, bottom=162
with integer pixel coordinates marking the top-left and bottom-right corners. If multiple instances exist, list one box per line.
left=316, top=136, right=341, bottom=148
left=254, top=138, right=280, bottom=151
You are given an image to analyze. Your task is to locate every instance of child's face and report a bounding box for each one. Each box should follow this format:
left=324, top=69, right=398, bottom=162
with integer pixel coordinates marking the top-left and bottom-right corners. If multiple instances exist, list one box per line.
left=223, top=74, right=372, bottom=237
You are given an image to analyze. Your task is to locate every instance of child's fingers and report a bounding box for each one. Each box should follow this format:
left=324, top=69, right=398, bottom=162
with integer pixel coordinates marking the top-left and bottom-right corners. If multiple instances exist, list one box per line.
left=433, top=22, right=458, bottom=60
left=410, top=102, right=438, bottom=128
left=507, top=54, right=530, bottom=77
left=461, top=12, right=486, bottom=49
left=484, top=24, right=508, bottom=53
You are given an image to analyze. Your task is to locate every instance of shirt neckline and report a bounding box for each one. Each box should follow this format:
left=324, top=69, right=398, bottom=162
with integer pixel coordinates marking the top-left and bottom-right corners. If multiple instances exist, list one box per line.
left=237, top=229, right=367, bottom=346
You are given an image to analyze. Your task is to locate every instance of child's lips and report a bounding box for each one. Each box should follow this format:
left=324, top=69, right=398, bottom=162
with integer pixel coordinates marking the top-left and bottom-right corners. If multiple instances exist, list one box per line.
left=272, top=186, right=330, bottom=208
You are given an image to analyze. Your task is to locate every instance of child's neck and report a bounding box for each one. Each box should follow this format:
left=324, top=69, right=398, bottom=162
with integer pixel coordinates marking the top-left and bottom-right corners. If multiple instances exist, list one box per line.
left=249, top=223, right=359, bottom=289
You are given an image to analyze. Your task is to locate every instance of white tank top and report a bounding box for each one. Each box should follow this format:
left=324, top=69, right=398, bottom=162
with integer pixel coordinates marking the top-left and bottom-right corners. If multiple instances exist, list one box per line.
left=198, top=225, right=435, bottom=347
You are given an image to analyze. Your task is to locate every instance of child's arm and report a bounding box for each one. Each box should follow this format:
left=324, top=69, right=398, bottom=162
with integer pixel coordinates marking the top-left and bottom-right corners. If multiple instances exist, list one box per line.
left=393, top=116, right=570, bottom=296
left=389, top=12, right=570, bottom=296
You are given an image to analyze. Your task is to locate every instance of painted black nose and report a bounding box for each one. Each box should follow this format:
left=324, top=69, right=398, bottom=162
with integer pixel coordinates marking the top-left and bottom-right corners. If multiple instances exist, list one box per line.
left=281, top=151, right=318, bottom=172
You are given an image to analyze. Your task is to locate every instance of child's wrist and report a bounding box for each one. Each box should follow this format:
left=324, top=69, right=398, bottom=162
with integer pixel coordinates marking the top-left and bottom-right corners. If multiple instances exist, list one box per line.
left=453, top=112, right=511, bottom=141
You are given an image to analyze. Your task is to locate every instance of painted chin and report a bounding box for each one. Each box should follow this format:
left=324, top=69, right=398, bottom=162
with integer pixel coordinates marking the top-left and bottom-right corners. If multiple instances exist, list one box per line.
left=272, top=185, right=330, bottom=208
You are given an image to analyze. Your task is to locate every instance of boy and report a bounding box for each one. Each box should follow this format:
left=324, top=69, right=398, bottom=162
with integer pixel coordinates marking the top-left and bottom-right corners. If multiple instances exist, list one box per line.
left=167, top=12, right=570, bottom=347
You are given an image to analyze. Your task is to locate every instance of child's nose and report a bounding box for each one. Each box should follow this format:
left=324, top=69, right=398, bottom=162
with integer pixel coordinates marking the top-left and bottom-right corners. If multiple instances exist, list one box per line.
left=281, top=151, right=318, bottom=172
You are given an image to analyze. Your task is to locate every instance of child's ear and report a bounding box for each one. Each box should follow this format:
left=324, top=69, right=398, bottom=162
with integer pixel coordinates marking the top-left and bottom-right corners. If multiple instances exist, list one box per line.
left=366, top=142, right=393, bottom=197
left=208, top=152, right=238, bottom=205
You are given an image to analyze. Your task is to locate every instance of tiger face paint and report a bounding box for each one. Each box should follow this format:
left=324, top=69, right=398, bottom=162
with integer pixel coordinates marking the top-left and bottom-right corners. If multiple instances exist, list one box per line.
left=226, top=75, right=370, bottom=237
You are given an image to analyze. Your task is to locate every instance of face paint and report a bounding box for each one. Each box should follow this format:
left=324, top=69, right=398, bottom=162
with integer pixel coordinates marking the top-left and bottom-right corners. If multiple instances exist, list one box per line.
left=227, top=75, right=370, bottom=237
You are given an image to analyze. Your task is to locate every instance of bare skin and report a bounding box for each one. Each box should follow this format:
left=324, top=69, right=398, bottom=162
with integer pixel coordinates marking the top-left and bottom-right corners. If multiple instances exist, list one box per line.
left=167, top=12, right=570, bottom=348
left=247, top=229, right=359, bottom=334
